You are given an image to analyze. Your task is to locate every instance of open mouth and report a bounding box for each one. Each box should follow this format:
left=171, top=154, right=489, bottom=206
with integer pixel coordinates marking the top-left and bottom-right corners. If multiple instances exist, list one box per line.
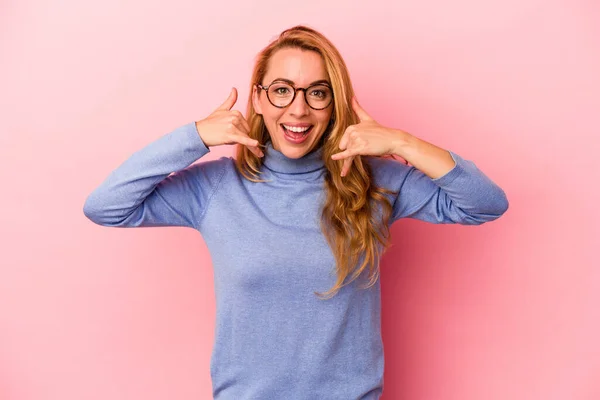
left=281, top=124, right=313, bottom=134
left=281, top=124, right=314, bottom=143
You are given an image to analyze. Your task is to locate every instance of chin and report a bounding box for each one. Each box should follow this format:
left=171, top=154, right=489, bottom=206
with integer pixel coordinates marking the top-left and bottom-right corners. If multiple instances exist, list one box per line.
left=281, top=136, right=322, bottom=158
left=272, top=126, right=324, bottom=158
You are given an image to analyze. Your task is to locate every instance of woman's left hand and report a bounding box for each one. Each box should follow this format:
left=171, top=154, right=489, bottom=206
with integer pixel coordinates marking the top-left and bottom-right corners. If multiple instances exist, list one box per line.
left=331, top=97, right=406, bottom=177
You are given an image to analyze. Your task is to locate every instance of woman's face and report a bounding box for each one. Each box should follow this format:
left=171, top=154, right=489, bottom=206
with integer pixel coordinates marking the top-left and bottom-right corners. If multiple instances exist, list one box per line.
left=253, top=47, right=334, bottom=159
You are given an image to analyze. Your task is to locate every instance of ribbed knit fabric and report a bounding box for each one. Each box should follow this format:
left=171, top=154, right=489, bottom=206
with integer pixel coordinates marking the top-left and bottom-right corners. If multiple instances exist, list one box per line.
left=83, top=121, right=508, bottom=399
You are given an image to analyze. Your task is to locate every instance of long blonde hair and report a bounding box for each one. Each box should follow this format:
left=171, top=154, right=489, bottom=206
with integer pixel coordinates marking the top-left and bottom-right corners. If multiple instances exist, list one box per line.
left=235, top=25, right=398, bottom=299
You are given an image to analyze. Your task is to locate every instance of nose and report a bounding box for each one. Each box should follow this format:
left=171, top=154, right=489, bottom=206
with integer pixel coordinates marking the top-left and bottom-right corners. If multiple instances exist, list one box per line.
left=288, top=89, right=310, bottom=116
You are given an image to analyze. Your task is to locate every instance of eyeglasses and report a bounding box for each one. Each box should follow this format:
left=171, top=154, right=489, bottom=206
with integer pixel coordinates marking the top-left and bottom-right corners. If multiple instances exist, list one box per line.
left=256, top=80, right=334, bottom=110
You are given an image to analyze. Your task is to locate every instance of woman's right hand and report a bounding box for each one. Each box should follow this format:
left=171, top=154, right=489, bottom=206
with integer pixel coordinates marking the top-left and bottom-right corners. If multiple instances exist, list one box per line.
left=195, top=87, right=264, bottom=158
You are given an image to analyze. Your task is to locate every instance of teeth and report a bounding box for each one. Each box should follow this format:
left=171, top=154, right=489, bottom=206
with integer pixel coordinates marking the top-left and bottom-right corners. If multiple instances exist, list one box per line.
left=283, top=124, right=311, bottom=133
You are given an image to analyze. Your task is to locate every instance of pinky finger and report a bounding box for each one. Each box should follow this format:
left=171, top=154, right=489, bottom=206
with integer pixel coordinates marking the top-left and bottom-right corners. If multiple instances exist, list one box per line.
left=341, top=156, right=354, bottom=177
left=235, top=134, right=263, bottom=157
left=232, top=133, right=258, bottom=148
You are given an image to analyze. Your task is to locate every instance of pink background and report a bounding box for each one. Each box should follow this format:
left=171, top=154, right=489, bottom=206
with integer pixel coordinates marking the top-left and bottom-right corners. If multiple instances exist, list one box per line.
left=1, top=1, right=598, bottom=399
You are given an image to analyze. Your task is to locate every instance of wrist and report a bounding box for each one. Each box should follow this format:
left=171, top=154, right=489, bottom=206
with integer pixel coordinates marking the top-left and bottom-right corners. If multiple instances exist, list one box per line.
left=389, top=128, right=414, bottom=157
left=195, top=121, right=210, bottom=148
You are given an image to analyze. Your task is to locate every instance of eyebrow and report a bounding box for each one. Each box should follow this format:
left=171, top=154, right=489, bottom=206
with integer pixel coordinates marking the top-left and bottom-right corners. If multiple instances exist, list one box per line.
left=270, top=78, right=331, bottom=86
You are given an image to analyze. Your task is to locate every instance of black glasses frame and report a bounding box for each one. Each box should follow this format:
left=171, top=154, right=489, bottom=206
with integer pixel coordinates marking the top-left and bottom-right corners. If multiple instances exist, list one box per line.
left=256, top=80, right=334, bottom=110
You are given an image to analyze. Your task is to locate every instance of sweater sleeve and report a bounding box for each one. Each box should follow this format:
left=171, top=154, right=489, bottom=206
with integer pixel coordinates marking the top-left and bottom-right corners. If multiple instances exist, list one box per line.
left=83, top=121, right=227, bottom=230
left=368, top=151, right=509, bottom=225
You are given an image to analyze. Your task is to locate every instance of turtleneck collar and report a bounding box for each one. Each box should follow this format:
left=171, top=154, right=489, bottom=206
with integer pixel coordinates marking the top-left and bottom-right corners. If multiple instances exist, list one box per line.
left=262, top=139, right=326, bottom=175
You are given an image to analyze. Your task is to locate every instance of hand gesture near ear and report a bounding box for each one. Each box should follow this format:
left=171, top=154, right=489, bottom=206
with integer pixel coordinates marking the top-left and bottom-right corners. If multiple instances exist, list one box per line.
left=195, top=87, right=264, bottom=158
left=331, top=97, right=404, bottom=176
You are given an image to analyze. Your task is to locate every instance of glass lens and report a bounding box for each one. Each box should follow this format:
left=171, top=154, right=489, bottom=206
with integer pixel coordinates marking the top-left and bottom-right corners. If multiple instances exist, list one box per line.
left=267, top=83, right=294, bottom=107
left=305, top=84, right=332, bottom=109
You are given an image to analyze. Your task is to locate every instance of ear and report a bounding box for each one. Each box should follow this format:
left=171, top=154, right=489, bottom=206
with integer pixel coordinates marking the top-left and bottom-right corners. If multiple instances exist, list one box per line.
left=252, top=85, right=263, bottom=115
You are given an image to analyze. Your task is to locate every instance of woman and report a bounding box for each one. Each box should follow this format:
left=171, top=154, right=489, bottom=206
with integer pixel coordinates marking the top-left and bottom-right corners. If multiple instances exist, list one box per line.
left=84, top=25, right=508, bottom=400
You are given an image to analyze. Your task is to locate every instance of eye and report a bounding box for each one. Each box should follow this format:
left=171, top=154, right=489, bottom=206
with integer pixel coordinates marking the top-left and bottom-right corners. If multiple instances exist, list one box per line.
left=275, top=87, right=290, bottom=95
left=310, top=90, right=326, bottom=98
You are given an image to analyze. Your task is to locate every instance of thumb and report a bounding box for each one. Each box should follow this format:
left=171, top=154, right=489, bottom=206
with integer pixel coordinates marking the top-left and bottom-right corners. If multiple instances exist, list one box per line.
left=352, top=96, right=371, bottom=122
left=216, top=87, right=238, bottom=111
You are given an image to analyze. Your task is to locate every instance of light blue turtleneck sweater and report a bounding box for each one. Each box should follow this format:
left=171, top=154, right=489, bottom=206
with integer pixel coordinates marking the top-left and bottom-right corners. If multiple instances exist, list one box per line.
left=83, top=121, right=508, bottom=399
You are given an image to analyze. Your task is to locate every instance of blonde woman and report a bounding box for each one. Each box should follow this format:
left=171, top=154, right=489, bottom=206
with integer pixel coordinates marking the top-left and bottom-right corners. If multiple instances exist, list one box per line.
left=84, top=25, right=508, bottom=400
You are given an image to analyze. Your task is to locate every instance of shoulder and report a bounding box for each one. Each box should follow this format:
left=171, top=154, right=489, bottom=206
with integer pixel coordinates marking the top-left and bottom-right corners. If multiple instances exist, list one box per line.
left=175, top=156, right=236, bottom=189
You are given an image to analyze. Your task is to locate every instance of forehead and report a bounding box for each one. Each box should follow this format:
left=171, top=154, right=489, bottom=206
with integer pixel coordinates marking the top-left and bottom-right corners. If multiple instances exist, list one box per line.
left=264, top=47, right=329, bottom=85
